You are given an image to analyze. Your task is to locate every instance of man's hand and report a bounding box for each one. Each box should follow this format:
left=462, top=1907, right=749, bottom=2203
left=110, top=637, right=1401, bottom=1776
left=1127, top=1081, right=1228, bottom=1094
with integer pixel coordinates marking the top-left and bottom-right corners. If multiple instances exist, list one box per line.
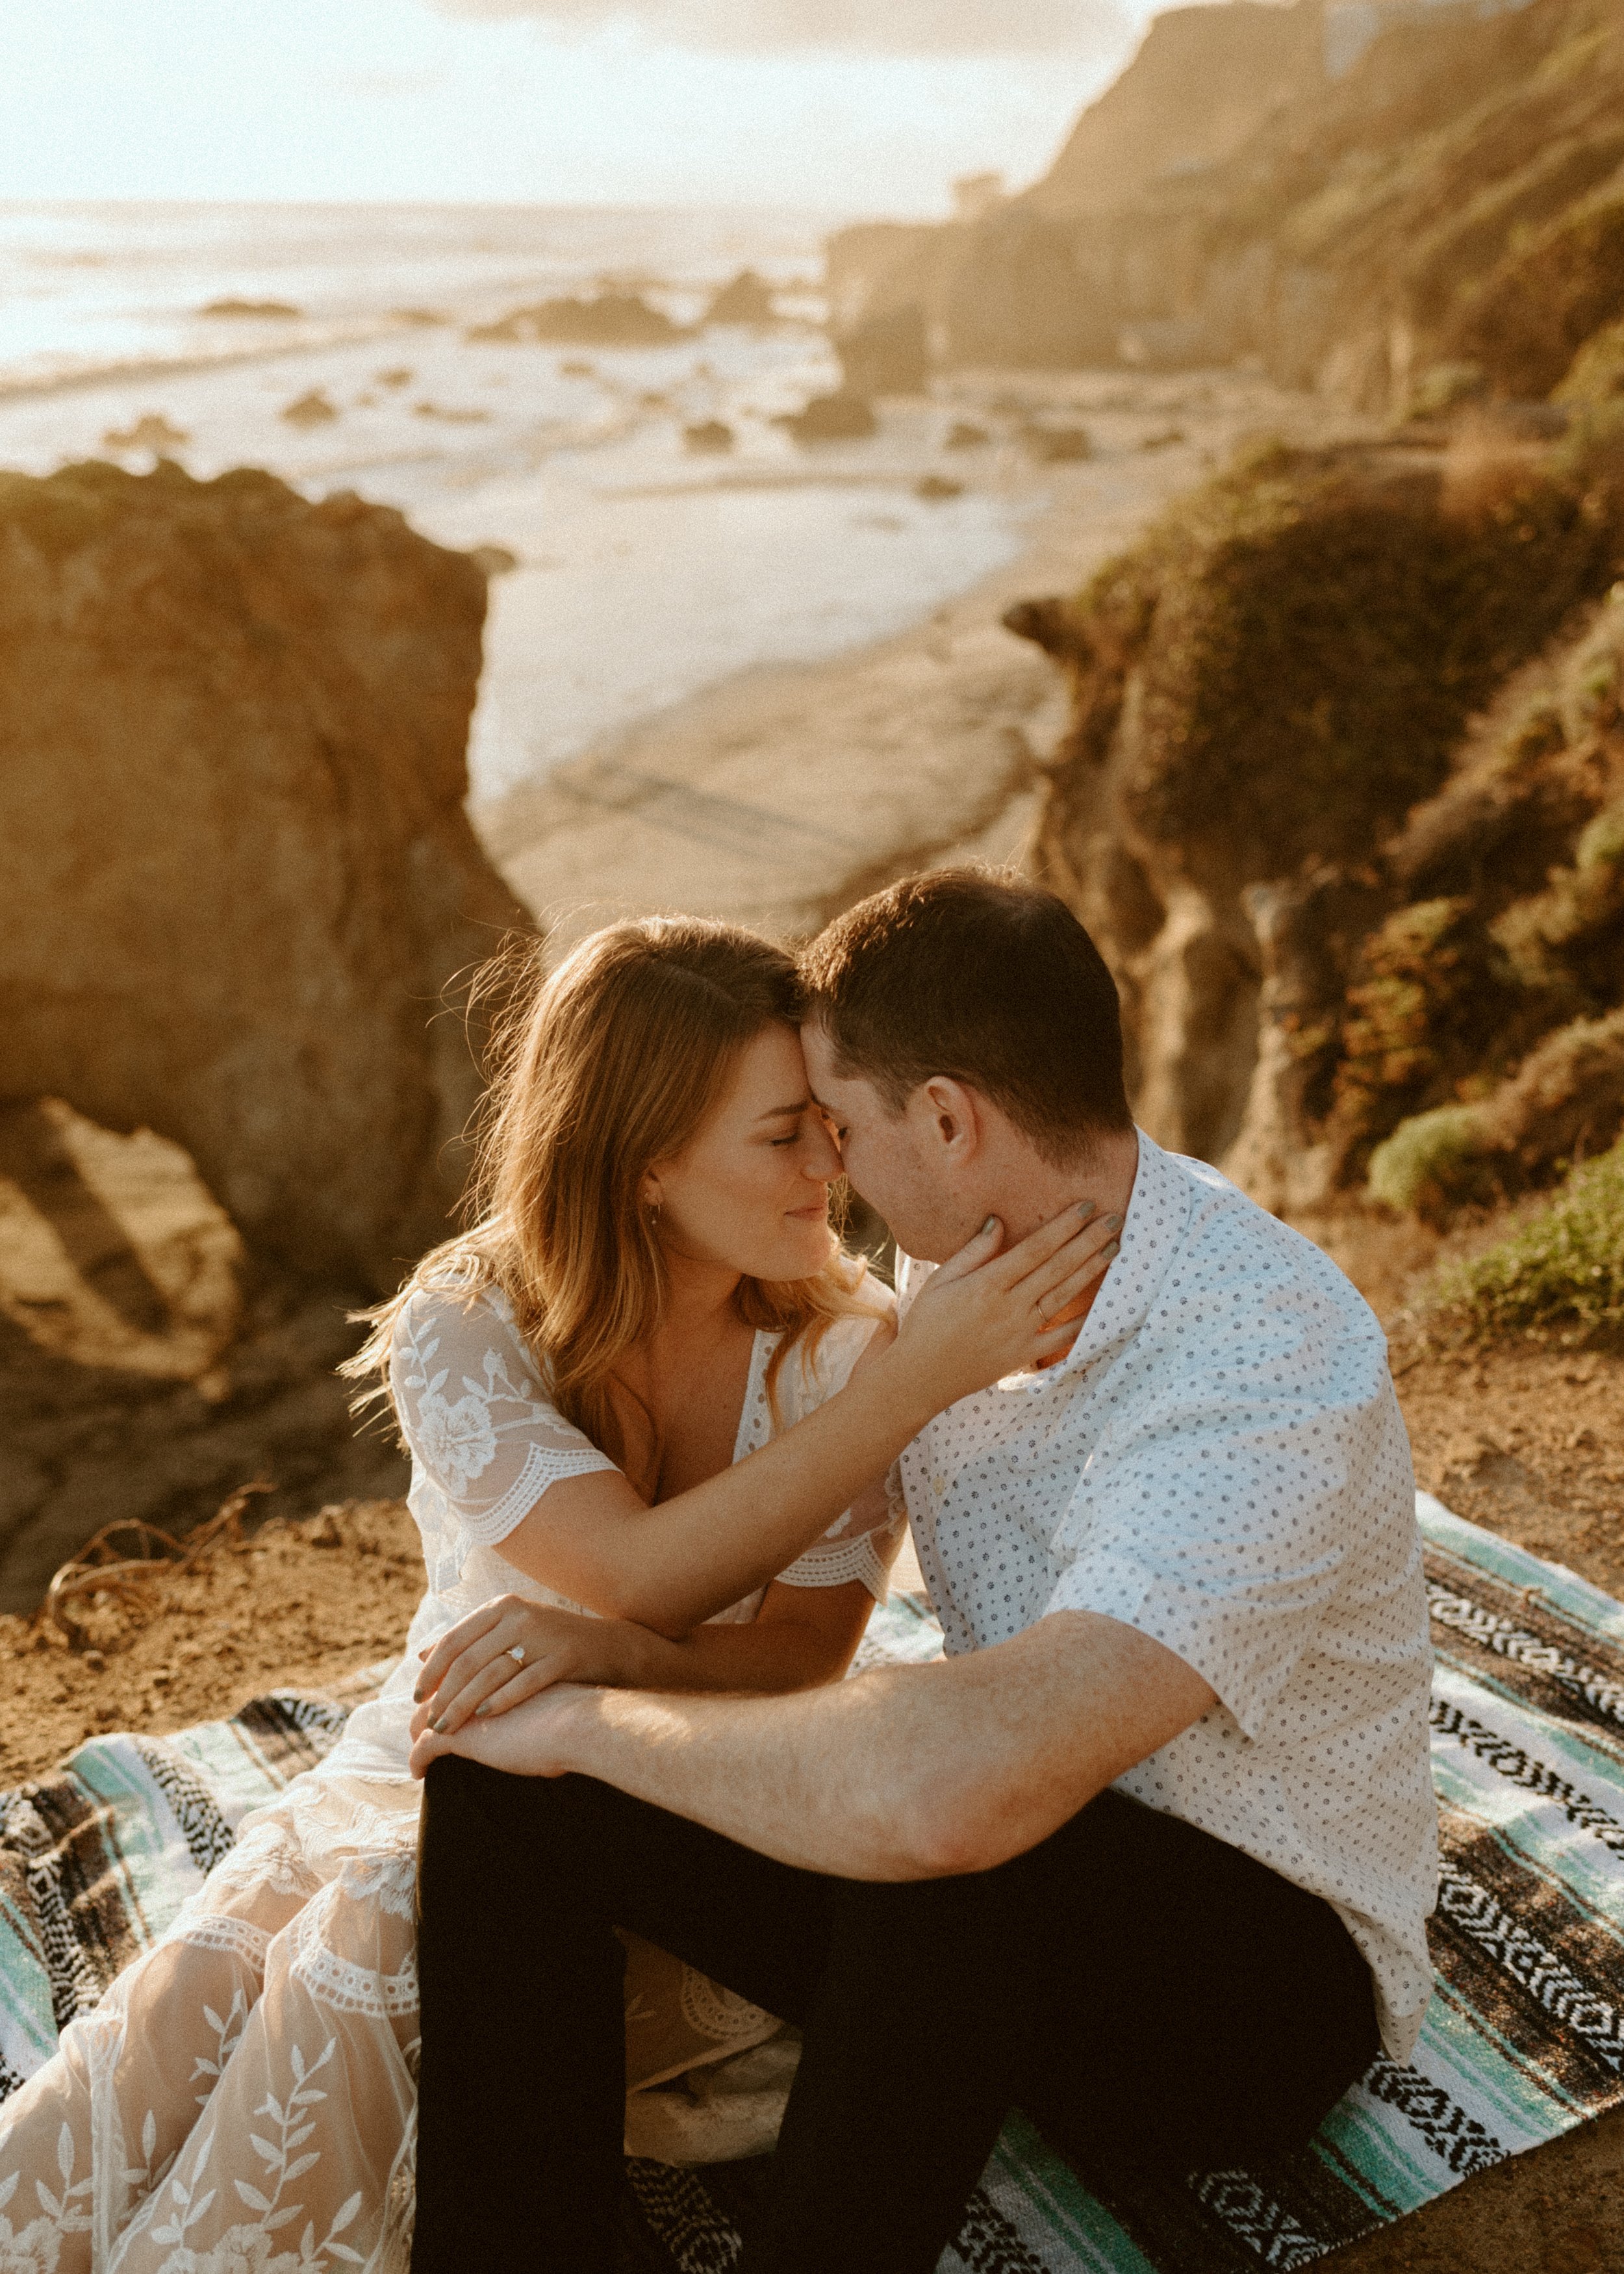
left=410, top=1681, right=591, bottom=1780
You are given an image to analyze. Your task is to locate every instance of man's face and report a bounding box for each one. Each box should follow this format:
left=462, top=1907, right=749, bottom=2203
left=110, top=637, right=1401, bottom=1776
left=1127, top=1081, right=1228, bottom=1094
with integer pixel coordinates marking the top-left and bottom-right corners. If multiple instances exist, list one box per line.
left=801, top=1020, right=976, bottom=1264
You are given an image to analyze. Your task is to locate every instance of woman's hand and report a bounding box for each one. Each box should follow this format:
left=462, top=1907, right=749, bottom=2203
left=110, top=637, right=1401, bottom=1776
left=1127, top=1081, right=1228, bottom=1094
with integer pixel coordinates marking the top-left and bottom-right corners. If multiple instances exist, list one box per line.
left=411, top=1595, right=633, bottom=1739
left=889, top=1203, right=1119, bottom=1409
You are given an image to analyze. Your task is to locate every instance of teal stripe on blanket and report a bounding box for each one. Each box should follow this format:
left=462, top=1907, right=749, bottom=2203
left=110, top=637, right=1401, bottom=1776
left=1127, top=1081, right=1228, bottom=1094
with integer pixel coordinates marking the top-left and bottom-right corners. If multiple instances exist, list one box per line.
left=0, top=1692, right=348, bottom=2099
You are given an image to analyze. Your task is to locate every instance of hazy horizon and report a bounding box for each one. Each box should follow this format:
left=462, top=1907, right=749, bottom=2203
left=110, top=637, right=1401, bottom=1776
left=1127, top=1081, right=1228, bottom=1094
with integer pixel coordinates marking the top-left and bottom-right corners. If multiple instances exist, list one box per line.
left=0, top=0, right=1189, bottom=215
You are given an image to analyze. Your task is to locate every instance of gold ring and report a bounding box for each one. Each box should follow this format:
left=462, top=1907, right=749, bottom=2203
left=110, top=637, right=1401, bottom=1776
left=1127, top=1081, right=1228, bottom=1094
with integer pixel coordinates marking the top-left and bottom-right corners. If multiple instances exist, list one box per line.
left=507, top=1644, right=525, bottom=1666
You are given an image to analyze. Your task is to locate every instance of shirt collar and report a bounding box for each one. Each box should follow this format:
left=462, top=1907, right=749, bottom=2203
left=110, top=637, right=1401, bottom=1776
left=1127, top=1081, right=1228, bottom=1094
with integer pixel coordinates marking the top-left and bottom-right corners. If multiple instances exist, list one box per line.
left=892, top=1130, right=1193, bottom=1388
left=1022, top=1129, right=1191, bottom=1389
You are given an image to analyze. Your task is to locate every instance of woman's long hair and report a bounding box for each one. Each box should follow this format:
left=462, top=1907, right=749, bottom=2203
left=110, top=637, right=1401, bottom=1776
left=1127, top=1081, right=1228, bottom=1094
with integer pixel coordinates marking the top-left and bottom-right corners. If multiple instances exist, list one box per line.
left=344, top=917, right=876, bottom=1468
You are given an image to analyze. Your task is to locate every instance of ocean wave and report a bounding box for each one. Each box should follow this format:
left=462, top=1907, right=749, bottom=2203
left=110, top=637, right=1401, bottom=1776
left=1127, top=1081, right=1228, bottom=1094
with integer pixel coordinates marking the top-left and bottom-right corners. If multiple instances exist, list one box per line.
left=0, top=318, right=411, bottom=405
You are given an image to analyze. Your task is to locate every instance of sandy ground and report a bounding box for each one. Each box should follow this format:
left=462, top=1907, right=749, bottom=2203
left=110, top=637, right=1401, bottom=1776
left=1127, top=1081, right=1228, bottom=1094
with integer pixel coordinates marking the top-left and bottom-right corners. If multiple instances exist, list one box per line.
left=478, top=370, right=1373, bottom=954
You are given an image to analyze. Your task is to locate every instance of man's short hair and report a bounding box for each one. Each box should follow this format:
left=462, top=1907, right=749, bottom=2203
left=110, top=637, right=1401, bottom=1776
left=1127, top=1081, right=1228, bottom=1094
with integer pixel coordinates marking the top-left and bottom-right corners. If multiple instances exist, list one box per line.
left=800, top=869, right=1133, bottom=1164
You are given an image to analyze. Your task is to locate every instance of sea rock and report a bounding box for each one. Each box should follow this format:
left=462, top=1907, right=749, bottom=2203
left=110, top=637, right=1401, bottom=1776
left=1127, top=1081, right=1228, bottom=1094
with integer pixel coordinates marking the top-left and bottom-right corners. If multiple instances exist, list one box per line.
left=0, top=1098, right=409, bottom=1609
left=683, top=419, right=735, bottom=454
left=836, top=304, right=929, bottom=396
left=0, top=459, right=529, bottom=1290
left=201, top=298, right=301, bottom=320
left=468, top=293, right=685, bottom=348
left=914, top=474, right=963, bottom=502
left=102, top=414, right=190, bottom=454
left=704, top=270, right=778, bottom=326
left=1027, top=1, right=1323, bottom=220
left=1019, top=423, right=1092, bottom=464
left=281, top=389, right=338, bottom=427
left=774, top=390, right=877, bottom=443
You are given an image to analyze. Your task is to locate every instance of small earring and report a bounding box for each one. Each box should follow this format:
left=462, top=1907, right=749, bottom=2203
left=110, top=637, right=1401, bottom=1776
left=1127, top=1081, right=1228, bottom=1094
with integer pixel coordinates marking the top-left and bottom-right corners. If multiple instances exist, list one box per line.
left=648, top=1200, right=661, bottom=1227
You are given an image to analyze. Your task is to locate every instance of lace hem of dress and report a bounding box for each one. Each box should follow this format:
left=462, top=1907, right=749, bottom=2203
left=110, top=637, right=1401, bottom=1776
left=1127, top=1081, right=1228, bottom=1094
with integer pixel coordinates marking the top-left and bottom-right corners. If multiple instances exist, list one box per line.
left=166, top=1913, right=272, bottom=1970
left=459, top=1435, right=620, bottom=1548
left=290, top=1933, right=418, bottom=2022
left=774, top=1527, right=895, bottom=1604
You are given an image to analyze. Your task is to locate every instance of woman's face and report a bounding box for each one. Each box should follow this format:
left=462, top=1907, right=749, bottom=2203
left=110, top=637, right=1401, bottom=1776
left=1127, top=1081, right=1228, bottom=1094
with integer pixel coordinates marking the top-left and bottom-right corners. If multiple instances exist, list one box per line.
left=648, top=1023, right=843, bottom=1283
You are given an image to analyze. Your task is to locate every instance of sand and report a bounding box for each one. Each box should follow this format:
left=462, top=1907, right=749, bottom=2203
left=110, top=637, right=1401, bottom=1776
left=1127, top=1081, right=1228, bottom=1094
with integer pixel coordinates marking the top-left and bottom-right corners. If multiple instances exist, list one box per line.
left=476, top=371, right=1375, bottom=954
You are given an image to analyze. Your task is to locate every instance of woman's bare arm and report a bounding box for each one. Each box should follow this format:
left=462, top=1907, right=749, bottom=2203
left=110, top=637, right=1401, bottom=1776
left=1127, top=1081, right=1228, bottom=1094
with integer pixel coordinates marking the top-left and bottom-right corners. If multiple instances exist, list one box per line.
left=481, top=1205, right=1113, bottom=1637
left=414, top=1574, right=883, bottom=1731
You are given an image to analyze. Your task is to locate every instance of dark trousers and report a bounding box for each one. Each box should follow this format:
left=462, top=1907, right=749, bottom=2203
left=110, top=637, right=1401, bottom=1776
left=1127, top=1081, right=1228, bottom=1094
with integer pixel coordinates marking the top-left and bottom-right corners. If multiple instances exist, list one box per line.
left=411, top=1758, right=1378, bottom=2274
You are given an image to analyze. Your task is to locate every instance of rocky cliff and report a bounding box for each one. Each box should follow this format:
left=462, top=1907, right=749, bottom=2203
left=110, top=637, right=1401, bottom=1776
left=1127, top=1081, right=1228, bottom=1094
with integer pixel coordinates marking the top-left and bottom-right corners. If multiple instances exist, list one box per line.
left=1027, top=1, right=1323, bottom=220
left=828, top=0, right=1624, bottom=415
left=1009, top=420, right=1624, bottom=1207
left=0, top=460, right=528, bottom=1292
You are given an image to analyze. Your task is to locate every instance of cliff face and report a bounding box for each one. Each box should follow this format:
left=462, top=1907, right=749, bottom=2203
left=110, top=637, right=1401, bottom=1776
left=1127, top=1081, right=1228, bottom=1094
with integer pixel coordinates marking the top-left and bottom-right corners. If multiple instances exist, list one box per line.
left=1011, top=426, right=1624, bottom=1197
left=828, top=0, right=1624, bottom=414
left=1027, top=2, right=1323, bottom=220
left=0, top=461, right=528, bottom=1292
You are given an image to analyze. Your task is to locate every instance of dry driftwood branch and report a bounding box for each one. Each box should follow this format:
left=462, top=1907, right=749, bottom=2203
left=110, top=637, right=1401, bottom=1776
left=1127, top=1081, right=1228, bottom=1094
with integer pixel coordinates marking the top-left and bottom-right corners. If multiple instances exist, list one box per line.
left=40, top=1480, right=276, bottom=1648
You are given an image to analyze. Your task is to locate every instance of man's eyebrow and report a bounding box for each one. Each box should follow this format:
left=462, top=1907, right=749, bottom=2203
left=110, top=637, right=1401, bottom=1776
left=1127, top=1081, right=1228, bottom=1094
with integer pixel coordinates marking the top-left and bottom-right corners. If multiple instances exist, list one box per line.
left=754, top=1097, right=811, bottom=1121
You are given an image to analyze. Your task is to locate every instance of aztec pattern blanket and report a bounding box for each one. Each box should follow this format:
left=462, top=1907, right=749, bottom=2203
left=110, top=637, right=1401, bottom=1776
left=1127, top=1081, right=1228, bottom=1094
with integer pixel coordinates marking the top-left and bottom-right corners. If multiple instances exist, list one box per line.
left=5, top=1494, right=1624, bottom=2271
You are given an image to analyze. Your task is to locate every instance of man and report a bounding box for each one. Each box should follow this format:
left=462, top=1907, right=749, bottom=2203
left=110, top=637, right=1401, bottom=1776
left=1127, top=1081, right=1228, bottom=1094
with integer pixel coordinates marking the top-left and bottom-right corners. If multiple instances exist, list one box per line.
left=408, top=871, right=1437, bottom=2273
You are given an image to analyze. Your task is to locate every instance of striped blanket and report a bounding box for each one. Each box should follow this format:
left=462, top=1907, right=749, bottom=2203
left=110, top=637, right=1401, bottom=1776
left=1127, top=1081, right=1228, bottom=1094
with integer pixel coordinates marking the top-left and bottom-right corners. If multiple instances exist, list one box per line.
left=5, top=1494, right=1623, bottom=2271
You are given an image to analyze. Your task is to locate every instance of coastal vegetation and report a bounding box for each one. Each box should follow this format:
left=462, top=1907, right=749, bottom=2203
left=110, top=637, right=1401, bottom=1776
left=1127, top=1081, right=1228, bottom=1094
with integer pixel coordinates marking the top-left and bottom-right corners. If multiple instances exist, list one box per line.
left=1009, top=415, right=1624, bottom=1184
left=1422, top=1137, right=1624, bottom=1344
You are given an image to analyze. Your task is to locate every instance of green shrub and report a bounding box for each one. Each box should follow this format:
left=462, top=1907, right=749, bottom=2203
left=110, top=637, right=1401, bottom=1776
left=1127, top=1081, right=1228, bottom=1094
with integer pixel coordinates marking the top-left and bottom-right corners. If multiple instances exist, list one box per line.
left=1408, top=361, right=1487, bottom=418
left=1367, top=1105, right=1496, bottom=1221
left=1449, top=190, right=1624, bottom=398
left=1428, top=1138, right=1624, bottom=1340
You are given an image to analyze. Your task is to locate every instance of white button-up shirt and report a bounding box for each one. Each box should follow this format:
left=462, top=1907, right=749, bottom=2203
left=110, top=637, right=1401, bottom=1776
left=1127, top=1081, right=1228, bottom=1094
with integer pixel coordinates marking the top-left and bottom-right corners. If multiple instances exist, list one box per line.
left=896, top=1132, right=1437, bottom=2060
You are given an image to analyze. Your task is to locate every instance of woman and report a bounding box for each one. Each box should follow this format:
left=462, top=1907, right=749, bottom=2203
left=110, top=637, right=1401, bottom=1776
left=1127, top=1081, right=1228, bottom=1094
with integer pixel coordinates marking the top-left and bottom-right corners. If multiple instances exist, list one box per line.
left=0, top=919, right=1111, bottom=2274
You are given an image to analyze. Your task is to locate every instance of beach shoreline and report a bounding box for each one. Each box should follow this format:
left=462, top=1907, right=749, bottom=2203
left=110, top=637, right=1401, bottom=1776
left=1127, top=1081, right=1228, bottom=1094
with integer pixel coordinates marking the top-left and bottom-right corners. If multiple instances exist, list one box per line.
left=477, top=368, right=1378, bottom=952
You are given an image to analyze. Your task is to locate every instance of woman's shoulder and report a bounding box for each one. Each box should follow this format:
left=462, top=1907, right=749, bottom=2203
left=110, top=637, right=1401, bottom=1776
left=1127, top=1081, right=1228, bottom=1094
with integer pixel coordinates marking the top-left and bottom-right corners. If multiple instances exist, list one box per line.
left=388, top=1260, right=524, bottom=1372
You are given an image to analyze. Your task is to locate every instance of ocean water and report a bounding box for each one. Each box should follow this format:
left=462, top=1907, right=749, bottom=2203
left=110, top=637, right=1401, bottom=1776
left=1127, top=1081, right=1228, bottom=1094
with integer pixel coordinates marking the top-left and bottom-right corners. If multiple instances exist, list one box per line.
left=0, top=202, right=1040, bottom=806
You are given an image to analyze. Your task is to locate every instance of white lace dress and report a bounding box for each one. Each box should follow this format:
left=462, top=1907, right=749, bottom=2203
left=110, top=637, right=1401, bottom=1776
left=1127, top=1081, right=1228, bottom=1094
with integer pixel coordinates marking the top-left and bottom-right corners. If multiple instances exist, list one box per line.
left=0, top=1278, right=901, bottom=2274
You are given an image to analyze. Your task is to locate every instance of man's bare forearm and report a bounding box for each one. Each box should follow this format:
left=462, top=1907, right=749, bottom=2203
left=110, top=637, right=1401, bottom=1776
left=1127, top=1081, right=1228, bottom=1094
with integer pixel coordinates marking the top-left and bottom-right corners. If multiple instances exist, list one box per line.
left=415, top=1611, right=1215, bottom=1880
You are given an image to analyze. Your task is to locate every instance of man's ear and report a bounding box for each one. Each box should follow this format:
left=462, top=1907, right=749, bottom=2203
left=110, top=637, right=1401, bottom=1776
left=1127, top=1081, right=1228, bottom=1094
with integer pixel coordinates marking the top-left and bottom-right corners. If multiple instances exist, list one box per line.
left=913, top=1077, right=983, bottom=1160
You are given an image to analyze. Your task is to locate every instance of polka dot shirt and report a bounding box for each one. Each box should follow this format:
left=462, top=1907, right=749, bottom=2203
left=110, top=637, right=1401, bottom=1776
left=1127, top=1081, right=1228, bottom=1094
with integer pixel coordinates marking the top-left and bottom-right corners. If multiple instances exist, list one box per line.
left=896, top=1134, right=1438, bottom=2062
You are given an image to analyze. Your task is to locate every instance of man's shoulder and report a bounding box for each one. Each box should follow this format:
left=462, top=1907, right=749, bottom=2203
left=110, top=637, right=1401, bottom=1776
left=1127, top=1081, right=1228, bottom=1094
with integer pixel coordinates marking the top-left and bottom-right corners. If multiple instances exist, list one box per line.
left=1155, top=1143, right=1383, bottom=1342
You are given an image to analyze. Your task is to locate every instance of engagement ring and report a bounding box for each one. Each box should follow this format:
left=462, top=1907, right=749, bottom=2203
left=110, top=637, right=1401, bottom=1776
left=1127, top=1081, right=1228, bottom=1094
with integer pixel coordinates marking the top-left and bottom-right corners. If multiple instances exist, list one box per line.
left=508, top=1644, right=526, bottom=1666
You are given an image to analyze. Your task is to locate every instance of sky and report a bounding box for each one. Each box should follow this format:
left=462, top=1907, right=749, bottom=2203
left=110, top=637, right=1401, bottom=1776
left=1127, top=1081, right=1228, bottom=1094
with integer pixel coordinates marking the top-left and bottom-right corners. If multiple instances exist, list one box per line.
left=0, top=0, right=1182, bottom=214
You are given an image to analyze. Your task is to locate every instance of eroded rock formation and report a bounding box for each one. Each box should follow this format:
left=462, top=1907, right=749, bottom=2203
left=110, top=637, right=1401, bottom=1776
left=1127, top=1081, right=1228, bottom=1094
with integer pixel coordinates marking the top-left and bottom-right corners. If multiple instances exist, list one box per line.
left=0, top=460, right=529, bottom=1290
left=826, top=0, right=1624, bottom=416
left=1012, top=432, right=1624, bottom=1206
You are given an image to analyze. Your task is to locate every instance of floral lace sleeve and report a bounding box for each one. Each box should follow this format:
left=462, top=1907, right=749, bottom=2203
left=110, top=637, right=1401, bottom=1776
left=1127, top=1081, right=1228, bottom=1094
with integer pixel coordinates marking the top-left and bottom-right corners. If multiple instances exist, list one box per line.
left=389, top=1279, right=619, bottom=1548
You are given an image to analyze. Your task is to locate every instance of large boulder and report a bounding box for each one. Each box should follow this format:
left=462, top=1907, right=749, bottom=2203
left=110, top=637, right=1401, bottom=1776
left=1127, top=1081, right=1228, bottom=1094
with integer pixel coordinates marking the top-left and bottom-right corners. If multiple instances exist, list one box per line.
left=0, top=461, right=529, bottom=1291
